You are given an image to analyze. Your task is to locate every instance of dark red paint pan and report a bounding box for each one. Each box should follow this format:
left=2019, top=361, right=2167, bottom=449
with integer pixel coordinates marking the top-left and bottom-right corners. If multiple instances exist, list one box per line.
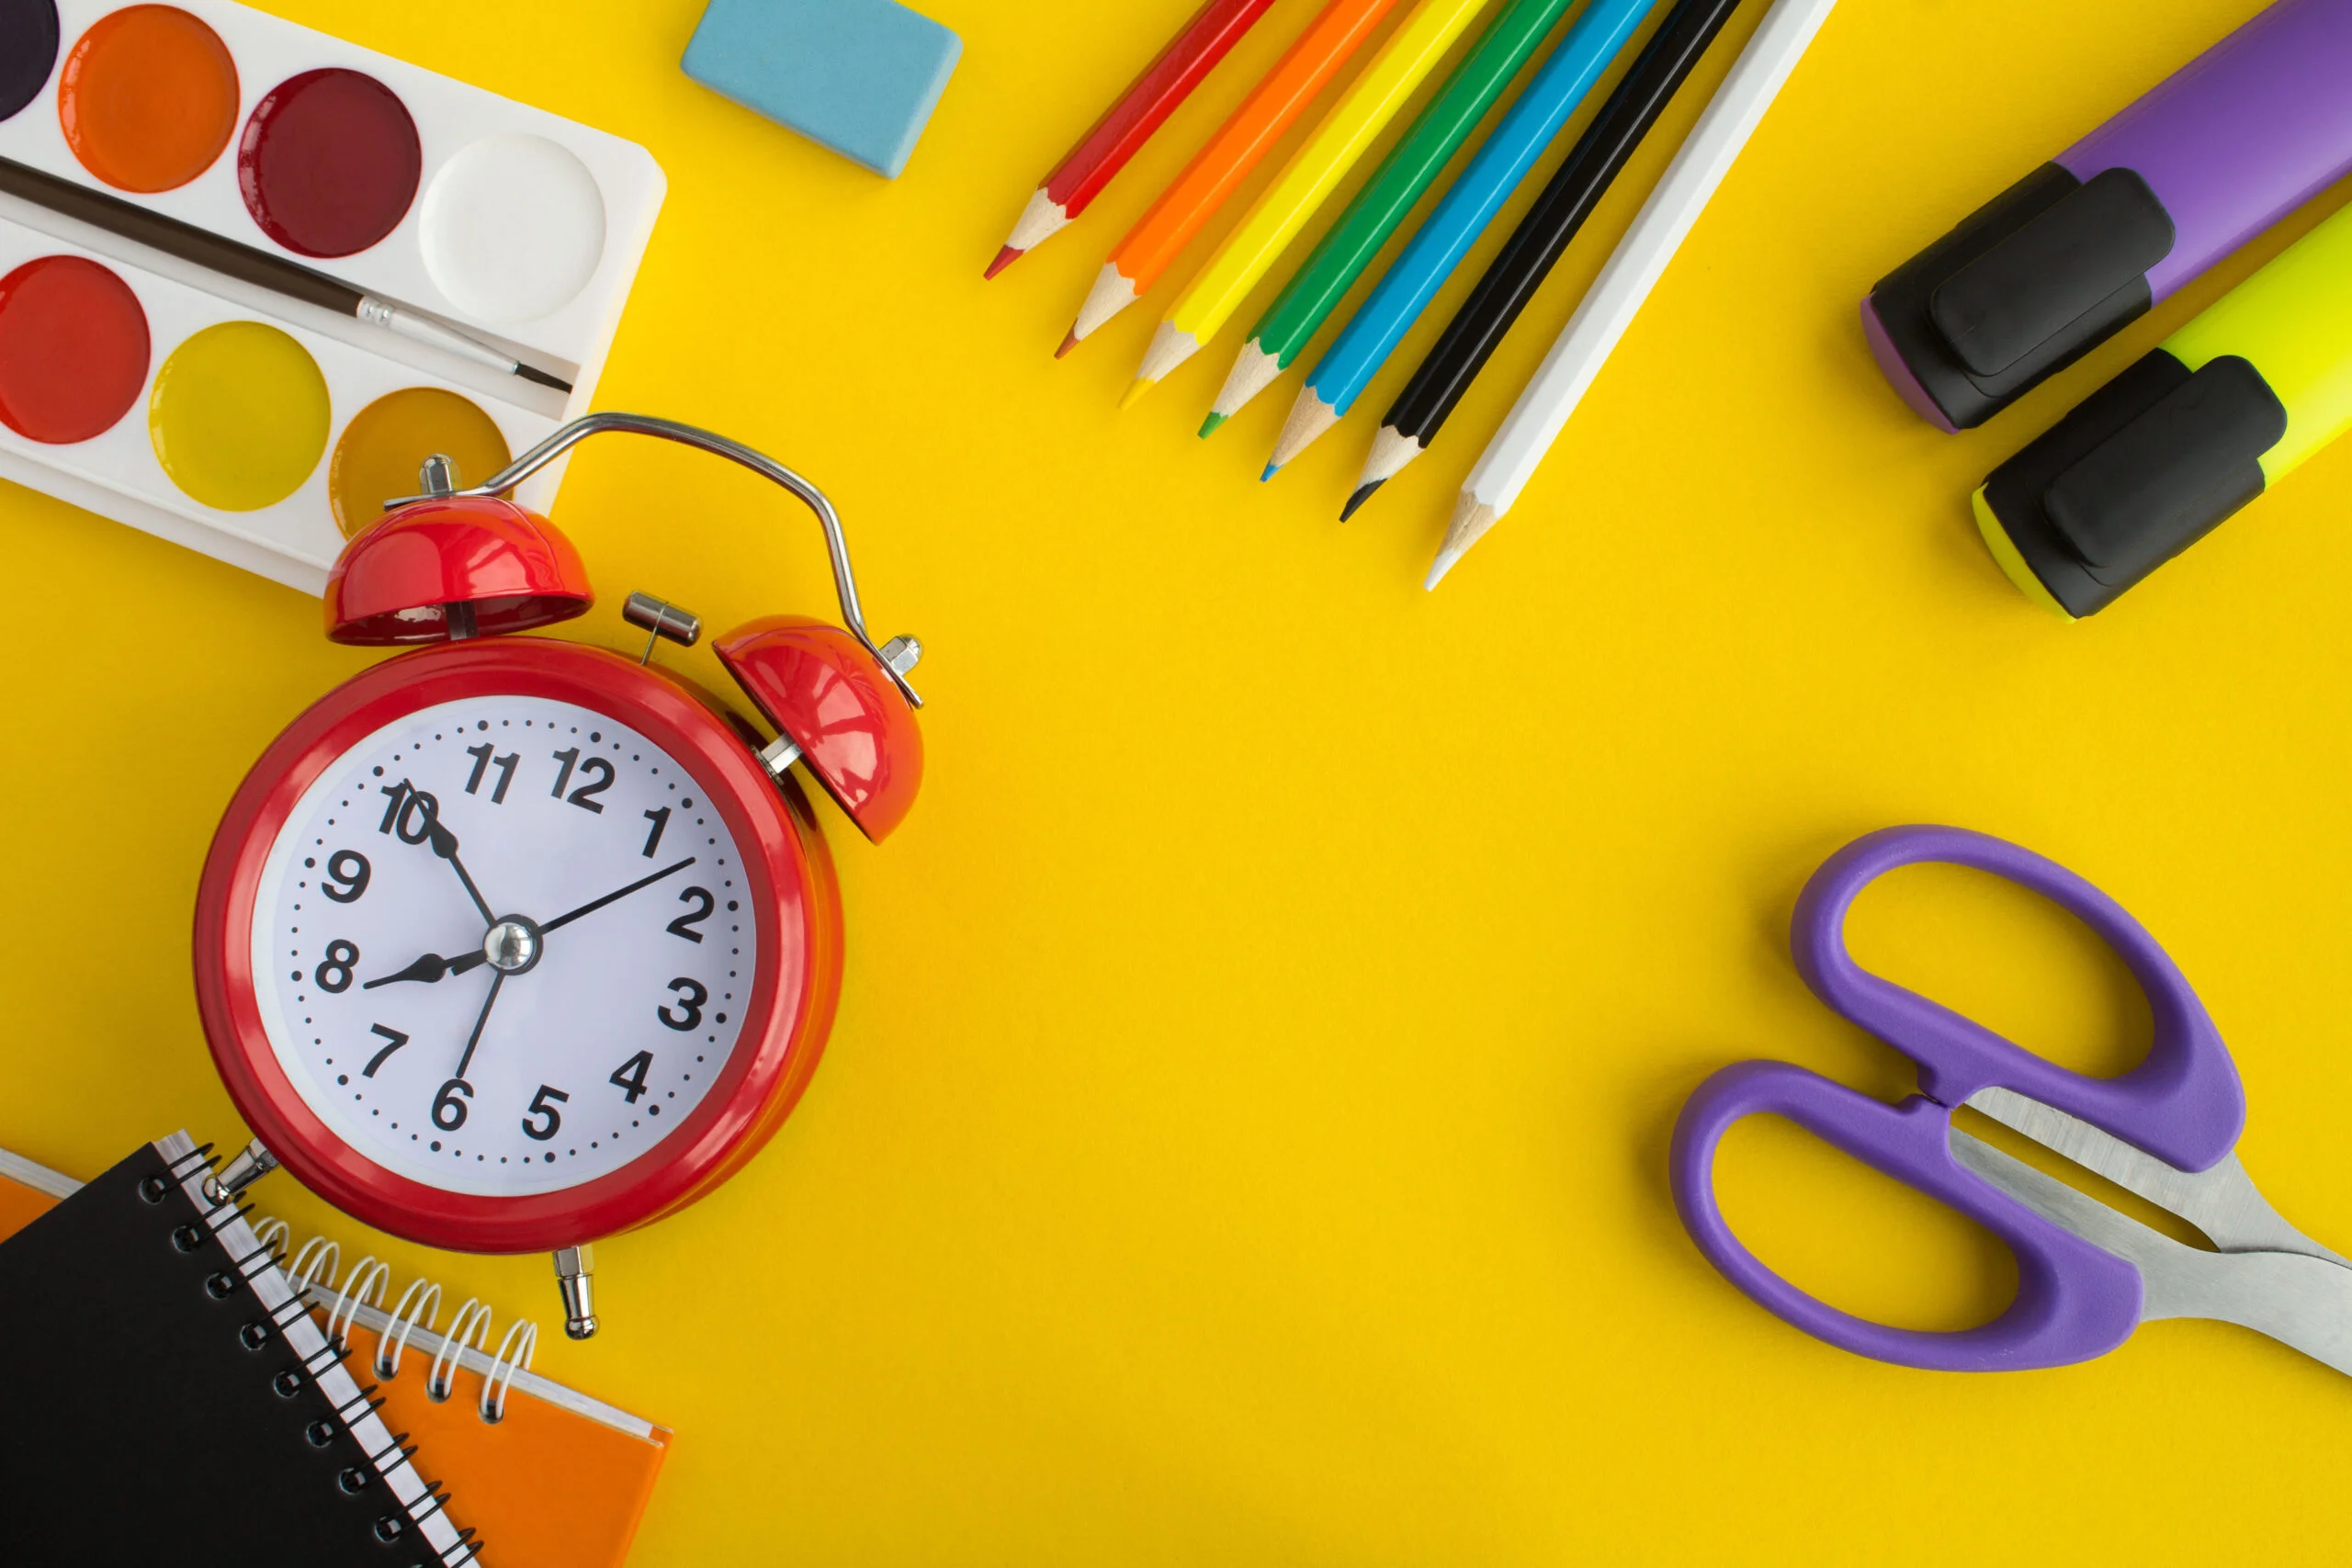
left=238, top=67, right=422, bottom=258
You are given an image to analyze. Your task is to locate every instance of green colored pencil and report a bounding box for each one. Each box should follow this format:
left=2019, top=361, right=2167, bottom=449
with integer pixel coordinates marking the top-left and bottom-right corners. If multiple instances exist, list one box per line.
left=1199, top=0, right=1577, bottom=437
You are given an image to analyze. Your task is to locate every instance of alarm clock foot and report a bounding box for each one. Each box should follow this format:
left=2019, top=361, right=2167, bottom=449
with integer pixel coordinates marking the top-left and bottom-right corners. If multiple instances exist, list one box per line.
left=554, top=1245, right=599, bottom=1339
left=202, top=1139, right=278, bottom=1205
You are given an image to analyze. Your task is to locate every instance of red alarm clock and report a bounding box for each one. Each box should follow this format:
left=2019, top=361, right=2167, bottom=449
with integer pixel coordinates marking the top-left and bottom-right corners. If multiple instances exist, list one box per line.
left=193, top=413, right=923, bottom=1336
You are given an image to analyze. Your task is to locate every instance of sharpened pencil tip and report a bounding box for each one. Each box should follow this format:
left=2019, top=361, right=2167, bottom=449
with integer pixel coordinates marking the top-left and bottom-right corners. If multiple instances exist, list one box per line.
left=984, top=245, right=1022, bottom=280
left=1427, top=496, right=1498, bottom=589
left=1118, top=378, right=1153, bottom=412
left=1260, top=462, right=1280, bottom=483
left=1198, top=412, right=1227, bottom=439
left=1054, top=328, right=1080, bottom=360
left=1338, top=480, right=1383, bottom=523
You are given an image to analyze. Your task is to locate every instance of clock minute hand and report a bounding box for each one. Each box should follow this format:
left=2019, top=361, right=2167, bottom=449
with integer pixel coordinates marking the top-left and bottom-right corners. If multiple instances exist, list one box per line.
left=539, top=856, right=698, bottom=937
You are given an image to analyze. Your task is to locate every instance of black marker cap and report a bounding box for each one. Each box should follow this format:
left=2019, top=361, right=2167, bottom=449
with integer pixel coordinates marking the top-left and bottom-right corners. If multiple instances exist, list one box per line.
left=1978, top=350, right=2287, bottom=616
left=1867, top=164, right=2176, bottom=430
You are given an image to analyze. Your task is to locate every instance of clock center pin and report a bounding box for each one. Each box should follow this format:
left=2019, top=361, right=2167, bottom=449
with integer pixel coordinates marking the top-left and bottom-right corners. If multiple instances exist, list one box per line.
left=482, top=916, right=543, bottom=976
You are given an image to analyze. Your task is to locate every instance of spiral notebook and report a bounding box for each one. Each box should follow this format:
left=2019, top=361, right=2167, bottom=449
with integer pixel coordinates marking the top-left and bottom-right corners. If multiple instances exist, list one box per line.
left=0, top=1137, right=669, bottom=1566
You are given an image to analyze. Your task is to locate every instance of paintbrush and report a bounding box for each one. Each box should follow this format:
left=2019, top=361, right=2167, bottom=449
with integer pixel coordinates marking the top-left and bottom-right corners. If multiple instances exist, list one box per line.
left=0, top=154, right=571, bottom=392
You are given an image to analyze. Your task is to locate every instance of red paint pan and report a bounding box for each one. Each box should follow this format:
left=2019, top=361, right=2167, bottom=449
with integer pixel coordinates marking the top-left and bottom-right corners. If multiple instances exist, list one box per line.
left=0, top=254, right=151, bottom=444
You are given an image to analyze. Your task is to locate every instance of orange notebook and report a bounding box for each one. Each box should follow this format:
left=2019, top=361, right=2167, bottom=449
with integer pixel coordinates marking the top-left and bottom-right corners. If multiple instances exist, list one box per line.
left=0, top=1144, right=669, bottom=1567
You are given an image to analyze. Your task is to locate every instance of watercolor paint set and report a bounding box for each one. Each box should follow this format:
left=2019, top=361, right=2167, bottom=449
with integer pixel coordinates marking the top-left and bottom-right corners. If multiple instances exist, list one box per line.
left=0, top=0, right=664, bottom=592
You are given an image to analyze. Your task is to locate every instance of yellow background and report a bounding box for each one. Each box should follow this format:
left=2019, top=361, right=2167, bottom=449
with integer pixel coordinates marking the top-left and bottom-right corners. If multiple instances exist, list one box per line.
left=6, top=0, right=2352, bottom=1560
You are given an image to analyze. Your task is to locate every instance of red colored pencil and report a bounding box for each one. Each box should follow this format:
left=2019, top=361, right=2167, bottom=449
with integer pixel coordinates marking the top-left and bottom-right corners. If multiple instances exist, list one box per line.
left=986, top=0, right=1282, bottom=279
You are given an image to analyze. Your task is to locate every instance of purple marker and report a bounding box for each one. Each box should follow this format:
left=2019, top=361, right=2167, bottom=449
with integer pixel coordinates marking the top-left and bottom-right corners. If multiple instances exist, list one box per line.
left=1863, top=0, right=2352, bottom=432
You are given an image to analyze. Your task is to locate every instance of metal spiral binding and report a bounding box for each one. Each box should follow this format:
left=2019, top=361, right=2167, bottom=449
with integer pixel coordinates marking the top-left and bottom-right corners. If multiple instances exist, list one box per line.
left=327, top=1258, right=392, bottom=1351
left=334, top=1385, right=390, bottom=1427
left=481, top=1318, right=538, bottom=1423
left=408, top=1479, right=454, bottom=1525
left=163, top=1143, right=216, bottom=1183
left=379, top=1279, right=444, bottom=1380
left=367, top=1429, right=418, bottom=1469
left=153, top=1134, right=478, bottom=1565
left=255, top=1217, right=545, bottom=1427
left=427, top=1299, right=494, bottom=1403
left=281, top=1231, right=341, bottom=1295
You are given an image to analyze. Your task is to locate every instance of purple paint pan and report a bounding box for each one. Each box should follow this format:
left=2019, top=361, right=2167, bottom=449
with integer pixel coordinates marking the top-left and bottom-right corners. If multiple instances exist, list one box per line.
left=0, top=0, right=61, bottom=123
left=1863, top=0, right=2352, bottom=432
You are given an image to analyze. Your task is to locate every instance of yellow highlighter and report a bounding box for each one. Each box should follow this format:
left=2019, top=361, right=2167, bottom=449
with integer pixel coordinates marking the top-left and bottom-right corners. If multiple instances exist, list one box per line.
left=1122, top=0, right=1498, bottom=408
left=1974, top=197, right=2352, bottom=619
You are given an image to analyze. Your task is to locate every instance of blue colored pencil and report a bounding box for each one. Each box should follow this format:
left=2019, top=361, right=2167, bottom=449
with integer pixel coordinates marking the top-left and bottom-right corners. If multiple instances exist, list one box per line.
left=1261, top=0, right=1664, bottom=479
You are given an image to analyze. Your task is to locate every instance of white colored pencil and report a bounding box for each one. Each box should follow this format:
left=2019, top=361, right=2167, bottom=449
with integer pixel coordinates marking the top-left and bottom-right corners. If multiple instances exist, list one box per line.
left=1426, top=0, right=1840, bottom=590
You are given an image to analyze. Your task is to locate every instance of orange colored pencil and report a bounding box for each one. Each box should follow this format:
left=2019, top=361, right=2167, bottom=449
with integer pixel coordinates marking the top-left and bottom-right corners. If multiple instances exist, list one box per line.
left=1057, top=0, right=1406, bottom=357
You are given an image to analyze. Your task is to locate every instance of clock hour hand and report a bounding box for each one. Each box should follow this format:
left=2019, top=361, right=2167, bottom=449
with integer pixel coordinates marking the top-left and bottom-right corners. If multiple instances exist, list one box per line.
left=387, top=779, right=497, bottom=926
left=421, top=803, right=496, bottom=926
left=538, top=856, right=698, bottom=937
left=362, top=948, right=490, bottom=988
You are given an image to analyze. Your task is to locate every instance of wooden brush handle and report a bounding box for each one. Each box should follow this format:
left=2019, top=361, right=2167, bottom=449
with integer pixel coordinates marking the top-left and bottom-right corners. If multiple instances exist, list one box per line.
left=0, top=155, right=362, bottom=318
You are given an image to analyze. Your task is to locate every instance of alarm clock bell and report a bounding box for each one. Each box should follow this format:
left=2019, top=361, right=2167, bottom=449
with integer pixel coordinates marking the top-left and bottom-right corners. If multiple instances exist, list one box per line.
left=324, top=412, right=925, bottom=843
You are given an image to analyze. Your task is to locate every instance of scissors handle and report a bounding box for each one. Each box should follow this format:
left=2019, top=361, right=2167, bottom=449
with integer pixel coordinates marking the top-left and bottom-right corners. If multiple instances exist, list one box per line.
left=1795, top=827, right=2244, bottom=1172
left=1671, top=1060, right=2143, bottom=1370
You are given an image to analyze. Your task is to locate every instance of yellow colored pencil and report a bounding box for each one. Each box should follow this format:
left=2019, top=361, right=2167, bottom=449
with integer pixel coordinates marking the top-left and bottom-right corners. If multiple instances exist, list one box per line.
left=1121, top=0, right=1499, bottom=410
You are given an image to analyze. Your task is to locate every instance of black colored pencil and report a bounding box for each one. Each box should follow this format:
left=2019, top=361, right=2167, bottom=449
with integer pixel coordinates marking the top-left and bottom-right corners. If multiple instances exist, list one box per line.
left=1342, top=0, right=1743, bottom=520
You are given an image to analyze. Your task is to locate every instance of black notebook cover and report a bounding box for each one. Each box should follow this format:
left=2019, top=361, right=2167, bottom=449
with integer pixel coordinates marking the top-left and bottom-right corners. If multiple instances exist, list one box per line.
left=0, top=1134, right=479, bottom=1565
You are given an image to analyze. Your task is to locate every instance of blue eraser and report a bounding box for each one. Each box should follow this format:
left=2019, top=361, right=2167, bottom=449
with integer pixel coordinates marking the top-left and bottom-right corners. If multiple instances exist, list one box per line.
left=683, top=0, right=962, bottom=179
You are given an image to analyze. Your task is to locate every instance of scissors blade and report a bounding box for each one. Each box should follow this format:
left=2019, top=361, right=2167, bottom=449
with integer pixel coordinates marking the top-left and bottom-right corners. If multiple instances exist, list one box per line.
left=1951, top=1129, right=2352, bottom=1378
left=1964, top=1085, right=2347, bottom=1267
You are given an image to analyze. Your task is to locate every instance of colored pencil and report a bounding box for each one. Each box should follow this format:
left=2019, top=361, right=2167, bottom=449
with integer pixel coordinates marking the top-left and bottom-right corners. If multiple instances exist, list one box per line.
left=1430, top=0, right=1839, bottom=588
left=1059, top=0, right=1405, bottom=358
left=1338, top=0, right=1743, bottom=517
left=1256, top=0, right=1660, bottom=474
left=1123, top=0, right=1499, bottom=410
left=1201, top=0, right=1578, bottom=436
left=988, top=0, right=1281, bottom=280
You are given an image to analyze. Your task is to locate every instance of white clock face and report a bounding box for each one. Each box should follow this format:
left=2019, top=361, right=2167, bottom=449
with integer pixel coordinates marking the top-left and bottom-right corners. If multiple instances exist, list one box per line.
left=249, top=694, right=758, bottom=1196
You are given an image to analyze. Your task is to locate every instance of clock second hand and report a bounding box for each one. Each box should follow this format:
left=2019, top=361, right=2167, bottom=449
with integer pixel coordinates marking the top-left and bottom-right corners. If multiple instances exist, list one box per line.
left=453, top=968, right=504, bottom=1080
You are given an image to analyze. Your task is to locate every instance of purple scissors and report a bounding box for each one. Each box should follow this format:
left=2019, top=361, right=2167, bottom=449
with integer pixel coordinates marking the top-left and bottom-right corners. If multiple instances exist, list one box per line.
left=1672, top=825, right=2352, bottom=1373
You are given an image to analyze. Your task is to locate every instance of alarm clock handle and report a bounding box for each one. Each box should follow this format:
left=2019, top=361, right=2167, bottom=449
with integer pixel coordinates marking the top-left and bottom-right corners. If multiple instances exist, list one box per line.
left=395, top=412, right=923, bottom=708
